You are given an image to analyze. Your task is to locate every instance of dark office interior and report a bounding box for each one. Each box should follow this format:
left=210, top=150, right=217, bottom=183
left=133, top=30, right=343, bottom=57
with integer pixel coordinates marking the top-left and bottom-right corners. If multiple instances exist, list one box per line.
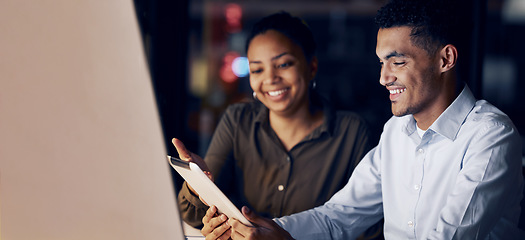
left=133, top=0, right=525, bottom=230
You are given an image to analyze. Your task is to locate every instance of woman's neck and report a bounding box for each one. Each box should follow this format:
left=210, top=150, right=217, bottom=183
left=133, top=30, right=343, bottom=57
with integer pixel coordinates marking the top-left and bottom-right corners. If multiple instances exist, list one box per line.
left=269, top=105, right=324, bottom=151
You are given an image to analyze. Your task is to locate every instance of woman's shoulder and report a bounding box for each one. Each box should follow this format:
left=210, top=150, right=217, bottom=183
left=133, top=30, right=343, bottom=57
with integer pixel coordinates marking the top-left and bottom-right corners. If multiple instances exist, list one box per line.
left=333, top=109, right=367, bottom=124
left=317, top=95, right=366, bottom=126
left=330, top=109, right=370, bottom=133
left=223, top=101, right=266, bottom=121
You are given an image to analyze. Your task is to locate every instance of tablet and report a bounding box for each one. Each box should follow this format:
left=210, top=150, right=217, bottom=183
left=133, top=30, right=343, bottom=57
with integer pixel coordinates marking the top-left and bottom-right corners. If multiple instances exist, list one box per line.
left=168, top=156, right=253, bottom=226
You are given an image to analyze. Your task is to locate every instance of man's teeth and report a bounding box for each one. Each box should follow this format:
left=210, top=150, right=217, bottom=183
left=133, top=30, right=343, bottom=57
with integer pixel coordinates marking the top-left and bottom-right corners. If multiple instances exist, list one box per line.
left=389, top=88, right=406, bottom=94
left=268, top=89, right=287, bottom=96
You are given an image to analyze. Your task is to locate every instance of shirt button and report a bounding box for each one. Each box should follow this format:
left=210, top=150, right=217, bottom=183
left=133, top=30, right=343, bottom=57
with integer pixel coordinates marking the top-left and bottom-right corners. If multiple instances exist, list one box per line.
left=414, top=185, right=421, bottom=190
left=418, top=148, right=424, bottom=154
left=408, top=221, right=414, bottom=227
left=278, top=185, right=285, bottom=191
left=286, top=156, right=290, bottom=162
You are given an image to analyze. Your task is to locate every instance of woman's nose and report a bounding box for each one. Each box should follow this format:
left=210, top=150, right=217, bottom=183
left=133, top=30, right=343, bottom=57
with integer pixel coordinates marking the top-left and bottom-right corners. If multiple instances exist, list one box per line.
left=262, top=68, right=279, bottom=84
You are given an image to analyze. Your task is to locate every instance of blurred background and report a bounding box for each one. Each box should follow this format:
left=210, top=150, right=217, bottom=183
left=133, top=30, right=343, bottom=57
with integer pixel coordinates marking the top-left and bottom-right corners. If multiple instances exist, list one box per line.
left=132, top=0, right=525, bottom=220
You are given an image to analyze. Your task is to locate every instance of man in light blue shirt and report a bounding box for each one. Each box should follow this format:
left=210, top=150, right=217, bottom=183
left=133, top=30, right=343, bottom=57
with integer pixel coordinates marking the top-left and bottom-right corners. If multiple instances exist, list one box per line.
left=218, top=0, right=524, bottom=239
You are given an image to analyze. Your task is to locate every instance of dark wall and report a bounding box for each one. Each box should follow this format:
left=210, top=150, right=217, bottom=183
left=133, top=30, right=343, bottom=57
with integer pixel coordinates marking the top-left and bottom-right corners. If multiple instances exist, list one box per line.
left=133, top=0, right=193, bottom=155
left=133, top=0, right=190, bottom=191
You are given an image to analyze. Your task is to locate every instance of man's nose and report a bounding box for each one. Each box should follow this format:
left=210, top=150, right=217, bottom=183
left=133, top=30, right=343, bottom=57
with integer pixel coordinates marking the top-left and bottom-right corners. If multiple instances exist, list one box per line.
left=379, top=64, right=395, bottom=86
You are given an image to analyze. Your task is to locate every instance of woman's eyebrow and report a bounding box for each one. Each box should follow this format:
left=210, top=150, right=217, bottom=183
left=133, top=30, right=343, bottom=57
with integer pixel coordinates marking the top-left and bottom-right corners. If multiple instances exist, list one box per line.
left=271, top=52, right=288, bottom=60
left=249, top=52, right=288, bottom=64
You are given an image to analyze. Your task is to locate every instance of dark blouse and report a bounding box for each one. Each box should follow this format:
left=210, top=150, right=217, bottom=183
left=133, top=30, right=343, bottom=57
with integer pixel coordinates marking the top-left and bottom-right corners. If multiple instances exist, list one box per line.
left=178, top=101, right=371, bottom=228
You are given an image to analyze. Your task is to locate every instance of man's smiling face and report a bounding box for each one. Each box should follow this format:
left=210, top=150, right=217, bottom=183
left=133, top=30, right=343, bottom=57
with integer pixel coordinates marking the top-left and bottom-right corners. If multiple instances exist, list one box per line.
left=376, top=26, right=442, bottom=118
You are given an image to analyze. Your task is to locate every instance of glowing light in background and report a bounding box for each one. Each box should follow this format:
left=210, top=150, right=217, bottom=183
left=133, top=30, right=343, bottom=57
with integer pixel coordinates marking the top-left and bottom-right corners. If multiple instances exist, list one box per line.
left=224, top=3, right=242, bottom=33
left=232, top=57, right=249, bottom=77
left=220, top=51, right=239, bottom=83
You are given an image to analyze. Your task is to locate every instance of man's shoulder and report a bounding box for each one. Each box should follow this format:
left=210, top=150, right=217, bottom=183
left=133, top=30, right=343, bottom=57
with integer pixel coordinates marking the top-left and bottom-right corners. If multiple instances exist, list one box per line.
left=467, top=100, right=517, bottom=129
left=456, top=99, right=521, bottom=144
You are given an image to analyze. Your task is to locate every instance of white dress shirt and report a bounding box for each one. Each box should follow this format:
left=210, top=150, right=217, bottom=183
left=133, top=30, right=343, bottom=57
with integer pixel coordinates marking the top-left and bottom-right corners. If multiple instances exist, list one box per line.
left=275, top=85, right=523, bottom=239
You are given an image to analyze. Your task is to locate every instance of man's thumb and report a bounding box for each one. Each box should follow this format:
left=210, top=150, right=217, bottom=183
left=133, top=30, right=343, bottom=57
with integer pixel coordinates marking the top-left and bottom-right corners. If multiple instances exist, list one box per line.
left=242, top=206, right=269, bottom=228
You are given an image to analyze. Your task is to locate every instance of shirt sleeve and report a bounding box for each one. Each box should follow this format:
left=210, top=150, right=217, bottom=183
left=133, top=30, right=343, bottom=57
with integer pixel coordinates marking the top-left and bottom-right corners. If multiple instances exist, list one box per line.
left=177, top=181, right=208, bottom=228
left=428, top=122, right=523, bottom=239
left=274, top=145, right=384, bottom=239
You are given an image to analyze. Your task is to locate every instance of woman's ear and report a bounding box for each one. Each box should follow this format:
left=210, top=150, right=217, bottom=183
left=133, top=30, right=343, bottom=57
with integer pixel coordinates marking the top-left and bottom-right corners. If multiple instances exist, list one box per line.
left=309, top=56, right=319, bottom=79
left=440, top=44, right=458, bottom=73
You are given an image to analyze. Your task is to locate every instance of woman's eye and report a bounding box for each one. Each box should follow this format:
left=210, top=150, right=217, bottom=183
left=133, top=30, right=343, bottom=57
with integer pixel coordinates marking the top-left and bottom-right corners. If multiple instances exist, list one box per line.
left=277, top=62, right=291, bottom=68
left=250, top=69, right=262, bottom=74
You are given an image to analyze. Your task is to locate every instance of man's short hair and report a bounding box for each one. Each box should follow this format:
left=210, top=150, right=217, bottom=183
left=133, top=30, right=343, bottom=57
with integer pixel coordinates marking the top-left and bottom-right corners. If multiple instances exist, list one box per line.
left=375, top=0, right=461, bottom=55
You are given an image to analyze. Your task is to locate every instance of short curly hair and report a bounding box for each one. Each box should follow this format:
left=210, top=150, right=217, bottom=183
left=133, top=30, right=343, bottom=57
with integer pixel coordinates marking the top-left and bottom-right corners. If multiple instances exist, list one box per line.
left=375, top=0, right=460, bottom=55
left=245, top=11, right=316, bottom=62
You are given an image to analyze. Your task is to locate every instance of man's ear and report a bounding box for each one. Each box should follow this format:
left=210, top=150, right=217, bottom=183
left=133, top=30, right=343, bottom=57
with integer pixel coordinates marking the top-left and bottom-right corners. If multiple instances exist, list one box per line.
left=440, top=44, right=458, bottom=72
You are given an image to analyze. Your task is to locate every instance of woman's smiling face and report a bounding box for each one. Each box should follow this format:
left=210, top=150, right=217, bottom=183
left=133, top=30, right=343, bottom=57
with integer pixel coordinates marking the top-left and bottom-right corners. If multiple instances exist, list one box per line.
left=247, top=30, right=316, bottom=116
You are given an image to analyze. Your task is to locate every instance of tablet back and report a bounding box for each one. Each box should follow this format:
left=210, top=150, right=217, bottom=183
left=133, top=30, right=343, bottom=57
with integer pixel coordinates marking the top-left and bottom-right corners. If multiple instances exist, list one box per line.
left=0, top=1, right=184, bottom=239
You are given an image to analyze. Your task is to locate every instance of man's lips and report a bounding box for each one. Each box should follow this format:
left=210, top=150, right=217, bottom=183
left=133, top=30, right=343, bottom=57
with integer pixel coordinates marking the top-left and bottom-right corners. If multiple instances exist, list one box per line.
left=388, top=87, right=406, bottom=101
left=389, top=88, right=406, bottom=94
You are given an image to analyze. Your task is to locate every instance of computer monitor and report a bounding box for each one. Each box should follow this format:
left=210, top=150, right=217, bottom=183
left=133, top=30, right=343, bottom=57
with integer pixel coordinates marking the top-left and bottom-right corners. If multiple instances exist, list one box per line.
left=0, top=1, right=185, bottom=239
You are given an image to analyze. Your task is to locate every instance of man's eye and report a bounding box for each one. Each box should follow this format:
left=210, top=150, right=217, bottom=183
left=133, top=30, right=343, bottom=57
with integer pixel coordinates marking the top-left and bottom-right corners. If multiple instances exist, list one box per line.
left=393, top=62, right=406, bottom=66
left=250, top=69, right=262, bottom=74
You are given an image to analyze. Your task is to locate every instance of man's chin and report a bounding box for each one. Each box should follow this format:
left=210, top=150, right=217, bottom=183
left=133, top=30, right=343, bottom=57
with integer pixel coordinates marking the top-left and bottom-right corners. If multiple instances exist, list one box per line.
left=393, top=113, right=408, bottom=117
left=391, top=105, right=409, bottom=117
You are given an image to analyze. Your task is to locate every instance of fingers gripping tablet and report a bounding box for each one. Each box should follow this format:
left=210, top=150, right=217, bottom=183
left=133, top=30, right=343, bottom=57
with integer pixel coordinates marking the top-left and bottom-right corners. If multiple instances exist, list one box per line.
left=167, top=156, right=253, bottom=226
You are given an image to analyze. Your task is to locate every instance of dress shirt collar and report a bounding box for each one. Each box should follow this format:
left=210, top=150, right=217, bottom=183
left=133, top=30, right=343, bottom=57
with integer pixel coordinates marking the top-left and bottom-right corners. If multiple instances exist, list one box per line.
left=403, top=84, right=477, bottom=141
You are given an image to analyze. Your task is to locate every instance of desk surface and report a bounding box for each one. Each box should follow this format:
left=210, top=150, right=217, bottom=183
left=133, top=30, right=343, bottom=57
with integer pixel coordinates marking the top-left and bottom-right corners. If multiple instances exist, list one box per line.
left=183, top=222, right=205, bottom=240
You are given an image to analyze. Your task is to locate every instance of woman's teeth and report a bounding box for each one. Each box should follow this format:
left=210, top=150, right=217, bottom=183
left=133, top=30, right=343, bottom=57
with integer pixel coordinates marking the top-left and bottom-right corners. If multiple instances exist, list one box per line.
left=268, top=89, right=288, bottom=96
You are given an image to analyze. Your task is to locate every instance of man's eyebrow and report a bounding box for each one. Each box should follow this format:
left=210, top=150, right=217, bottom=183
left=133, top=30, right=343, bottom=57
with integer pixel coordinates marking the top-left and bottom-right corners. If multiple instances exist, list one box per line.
left=249, top=52, right=288, bottom=64
left=384, top=51, right=406, bottom=60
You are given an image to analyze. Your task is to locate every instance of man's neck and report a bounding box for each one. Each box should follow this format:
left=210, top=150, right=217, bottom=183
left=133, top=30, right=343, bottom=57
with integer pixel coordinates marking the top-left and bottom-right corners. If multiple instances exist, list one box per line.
left=414, top=80, right=462, bottom=130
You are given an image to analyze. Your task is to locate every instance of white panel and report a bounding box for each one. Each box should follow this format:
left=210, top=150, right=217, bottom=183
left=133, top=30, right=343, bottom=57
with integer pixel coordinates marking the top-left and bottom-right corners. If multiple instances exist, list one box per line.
left=0, top=0, right=184, bottom=239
